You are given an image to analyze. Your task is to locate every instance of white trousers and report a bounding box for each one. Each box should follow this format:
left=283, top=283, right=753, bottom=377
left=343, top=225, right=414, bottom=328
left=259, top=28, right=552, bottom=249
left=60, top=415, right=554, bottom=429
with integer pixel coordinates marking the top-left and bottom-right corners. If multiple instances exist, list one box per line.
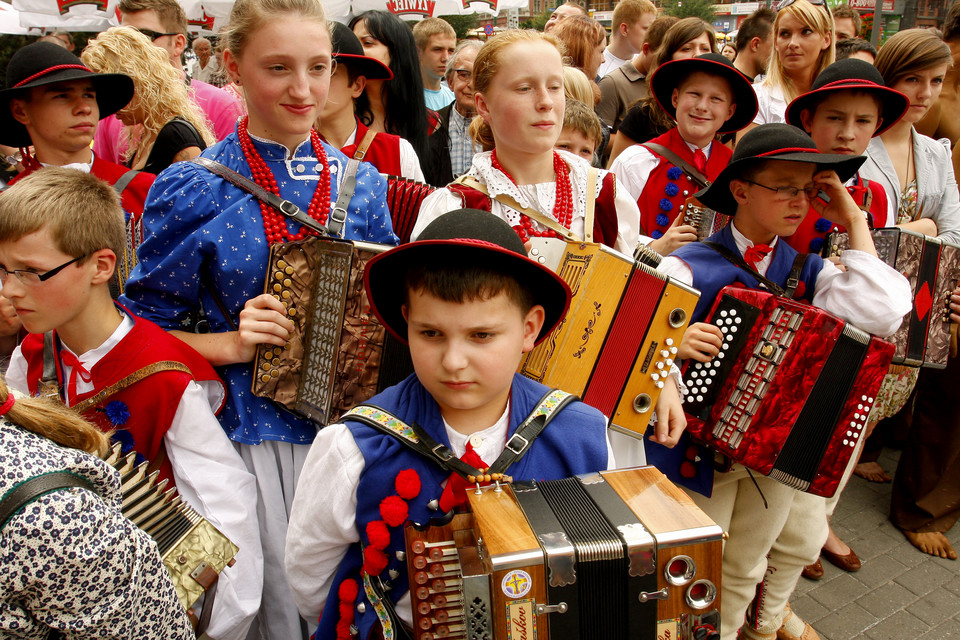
left=239, top=440, right=313, bottom=640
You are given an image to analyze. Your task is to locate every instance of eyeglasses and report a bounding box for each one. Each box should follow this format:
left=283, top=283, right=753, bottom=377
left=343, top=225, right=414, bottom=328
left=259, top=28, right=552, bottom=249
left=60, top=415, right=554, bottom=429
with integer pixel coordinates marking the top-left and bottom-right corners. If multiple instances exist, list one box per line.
left=0, top=254, right=87, bottom=286
left=774, top=0, right=826, bottom=10
left=453, top=68, right=472, bottom=81
left=130, top=27, right=180, bottom=41
left=744, top=180, right=821, bottom=201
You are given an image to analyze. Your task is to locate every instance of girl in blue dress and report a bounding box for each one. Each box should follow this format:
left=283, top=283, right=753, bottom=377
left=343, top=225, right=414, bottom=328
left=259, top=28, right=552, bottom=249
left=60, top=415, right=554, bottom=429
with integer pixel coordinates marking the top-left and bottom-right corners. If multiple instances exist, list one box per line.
left=121, top=0, right=397, bottom=637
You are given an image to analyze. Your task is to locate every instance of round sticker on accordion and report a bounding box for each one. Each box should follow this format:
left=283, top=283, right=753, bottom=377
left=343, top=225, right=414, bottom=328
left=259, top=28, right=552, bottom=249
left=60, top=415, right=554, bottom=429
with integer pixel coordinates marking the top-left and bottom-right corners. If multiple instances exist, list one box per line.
left=501, top=569, right=533, bottom=599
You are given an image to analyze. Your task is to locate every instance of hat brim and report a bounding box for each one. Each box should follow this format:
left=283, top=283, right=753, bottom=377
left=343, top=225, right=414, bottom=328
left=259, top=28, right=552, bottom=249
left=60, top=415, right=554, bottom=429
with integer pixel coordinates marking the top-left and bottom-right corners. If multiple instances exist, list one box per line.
left=0, top=69, right=134, bottom=147
left=334, top=53, right=393, bottom=81
left=364, top=240, right=571, bottom=346
left=785, top=83, right=910, bottom=137
left=650, top=57, right=759, bottom=134
left=694, top=151, right=867, bottom=215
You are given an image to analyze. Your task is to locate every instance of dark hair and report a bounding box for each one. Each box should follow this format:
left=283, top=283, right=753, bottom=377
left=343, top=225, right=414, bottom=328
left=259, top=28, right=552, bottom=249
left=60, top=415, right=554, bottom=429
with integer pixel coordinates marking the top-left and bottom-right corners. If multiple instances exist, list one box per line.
left=831, top=5, right=862, bottom=36
left=403, top=264, right=535, bottom=315
left=340, top=61, right=374, bottom=126
left=944, top=0, right=960, bottom=42
left=645, top=16, right=680, bottom=53
left=736, top=7, right=775, bottom=53
left=835, top=37, right=877, bottom=61
left=349, top=11, right=429, bottom=160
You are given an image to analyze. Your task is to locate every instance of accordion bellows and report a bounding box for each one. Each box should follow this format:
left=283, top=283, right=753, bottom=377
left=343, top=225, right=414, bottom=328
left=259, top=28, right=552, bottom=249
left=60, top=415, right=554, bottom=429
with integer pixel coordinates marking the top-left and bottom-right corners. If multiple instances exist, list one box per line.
left=683, top=287, right=895, bottom=497
left=105, top=444, right=238, bottom=610
left=404, top=466, right=723, bottom=640
left=519, top=239, right=699, bottom=438
left=824, top=226, right=960, bottom=368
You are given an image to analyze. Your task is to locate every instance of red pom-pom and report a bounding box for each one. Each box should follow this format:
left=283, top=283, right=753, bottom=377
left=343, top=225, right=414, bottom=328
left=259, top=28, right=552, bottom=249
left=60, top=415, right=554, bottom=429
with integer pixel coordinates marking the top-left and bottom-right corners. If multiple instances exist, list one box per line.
left=794, top=281, right=807, bottom=299
left=366, top=520, right=391, bottom=550
left=380, top=495, right=409, bottom=527
left=363, top=546, right=389, bottom=576
left=338, top=578, right=359, bottom=602
left=336, top=618, right=352, bottom=639
left=395, top=469, right=421, bottom=500
left=339, top=601, right=354, bottom=622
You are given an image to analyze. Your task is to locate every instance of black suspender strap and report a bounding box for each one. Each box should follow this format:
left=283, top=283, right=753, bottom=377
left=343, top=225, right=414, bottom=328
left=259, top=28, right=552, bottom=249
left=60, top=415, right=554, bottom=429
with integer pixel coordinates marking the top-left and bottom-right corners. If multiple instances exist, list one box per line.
left=704, top=241, right=809, bottom=299
left=0, top=471, right=95, bottom=530
left=342, top=389, right=577, bottom=481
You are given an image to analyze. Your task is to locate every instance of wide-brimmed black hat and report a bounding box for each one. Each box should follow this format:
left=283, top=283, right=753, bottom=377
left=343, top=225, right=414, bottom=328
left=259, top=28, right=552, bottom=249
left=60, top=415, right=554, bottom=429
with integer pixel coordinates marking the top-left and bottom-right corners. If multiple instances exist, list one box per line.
left=364, top=209, right=571, bottom=345
left=649, top=53, right=759, bottom=134
left=330, top=21, right=393, bottom=81
left=785, top=58, right=909, bottom=137
left=0, top=41, right=134, bottom=148
left=695, top=123, right=866, bottom=214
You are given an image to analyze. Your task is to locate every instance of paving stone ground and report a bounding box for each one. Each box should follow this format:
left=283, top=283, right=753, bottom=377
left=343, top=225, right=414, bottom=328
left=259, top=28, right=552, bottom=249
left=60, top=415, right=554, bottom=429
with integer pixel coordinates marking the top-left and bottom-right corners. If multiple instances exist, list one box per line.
left=788, top=448, right=960, bottom=639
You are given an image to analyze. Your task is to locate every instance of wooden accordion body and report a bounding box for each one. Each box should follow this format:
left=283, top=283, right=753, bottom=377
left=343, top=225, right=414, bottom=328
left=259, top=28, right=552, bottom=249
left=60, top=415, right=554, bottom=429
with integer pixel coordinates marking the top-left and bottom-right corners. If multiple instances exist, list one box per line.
left=251, top=236, right=411, bottom=424
left=682, top=287, right=895, bottom=497
left=519, top=239, right=699, bottom=438
left=824, top=227, right=960, bottom=368
left=680, top=197, right=729, bottom=242
left=104, top=445, right=238, bottom=610
left=405, top=466, right=723, bottom=640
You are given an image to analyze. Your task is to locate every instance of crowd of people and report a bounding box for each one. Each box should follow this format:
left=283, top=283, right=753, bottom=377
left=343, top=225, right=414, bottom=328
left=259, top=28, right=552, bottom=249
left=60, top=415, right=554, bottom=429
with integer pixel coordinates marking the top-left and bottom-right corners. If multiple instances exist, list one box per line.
left=0, top=0, right=958, bottom=639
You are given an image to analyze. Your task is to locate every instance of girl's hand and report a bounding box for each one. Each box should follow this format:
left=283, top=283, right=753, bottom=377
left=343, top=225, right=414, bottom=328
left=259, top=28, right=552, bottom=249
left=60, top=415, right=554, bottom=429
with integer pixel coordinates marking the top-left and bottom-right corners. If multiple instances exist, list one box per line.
left=233, top=293, right=295, bottom=363
left=650, top=375, right=686, bottom=448
left=678, top=322, right=724, bottom=362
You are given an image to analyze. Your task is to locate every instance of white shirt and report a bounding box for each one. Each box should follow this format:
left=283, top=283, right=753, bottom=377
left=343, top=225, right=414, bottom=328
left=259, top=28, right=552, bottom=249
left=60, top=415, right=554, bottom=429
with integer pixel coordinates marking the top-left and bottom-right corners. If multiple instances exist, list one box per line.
left=598, top=48, right=631, bottom=79
left=286, top=401, right=618, bottom=625
left=6, top=315, right=263, bottom=640
left=752, top=82, right=788, bottom=125
left=610, top=139, right=714, bottom=202
left=414, top=149, right=642, bottom=256
left=658, top=221, right=913, bottom=338
left=191, top=57, right=220, bottom=85
left=342, top=124, right=425, bottom=183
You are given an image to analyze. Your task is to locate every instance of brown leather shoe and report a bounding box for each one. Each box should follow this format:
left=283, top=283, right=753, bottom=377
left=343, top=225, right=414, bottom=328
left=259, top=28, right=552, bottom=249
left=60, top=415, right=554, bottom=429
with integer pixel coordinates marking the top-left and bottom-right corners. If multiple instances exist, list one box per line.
left=821, top=545, right=861, bottom=572
left=801, top=557, right=824, bottom=580
left=777, top=605, right=822, bottom=640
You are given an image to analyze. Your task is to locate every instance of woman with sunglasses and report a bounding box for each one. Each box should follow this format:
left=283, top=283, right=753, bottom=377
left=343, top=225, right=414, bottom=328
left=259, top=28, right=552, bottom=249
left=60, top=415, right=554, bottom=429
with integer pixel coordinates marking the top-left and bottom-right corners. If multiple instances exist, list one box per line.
left=738, top=0, right=834, bottom=141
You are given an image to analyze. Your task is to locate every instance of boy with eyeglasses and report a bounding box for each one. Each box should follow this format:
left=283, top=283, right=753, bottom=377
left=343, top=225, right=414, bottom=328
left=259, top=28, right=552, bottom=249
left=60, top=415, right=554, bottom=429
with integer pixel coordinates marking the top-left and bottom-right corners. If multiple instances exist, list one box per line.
left=653, top=123, right=911, bottom=640
left=1, top=167, right=264, bottom=640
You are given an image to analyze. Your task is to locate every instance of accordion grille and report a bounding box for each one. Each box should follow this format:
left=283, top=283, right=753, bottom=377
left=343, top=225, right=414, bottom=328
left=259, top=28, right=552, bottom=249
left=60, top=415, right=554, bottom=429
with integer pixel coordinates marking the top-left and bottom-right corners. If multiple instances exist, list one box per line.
left=537, top=477, right=629, bottom=640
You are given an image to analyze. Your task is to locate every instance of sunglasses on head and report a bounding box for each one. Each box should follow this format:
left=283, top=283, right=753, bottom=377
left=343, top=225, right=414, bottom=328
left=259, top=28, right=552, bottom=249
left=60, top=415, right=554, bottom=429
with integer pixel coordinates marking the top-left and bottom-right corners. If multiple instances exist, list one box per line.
left=774, top=0, right=826, bottom=11
left=131, top=27, right=180, bottom=41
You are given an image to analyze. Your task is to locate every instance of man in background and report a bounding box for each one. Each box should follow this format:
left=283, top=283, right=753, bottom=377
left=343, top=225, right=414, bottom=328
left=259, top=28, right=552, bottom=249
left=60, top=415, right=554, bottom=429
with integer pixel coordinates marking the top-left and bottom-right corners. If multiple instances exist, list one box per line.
left=544, top=1, right=588, bottom=33
left=191, top=36, right=220, bottom=86
left=831, top=5, right=862, bottom=40
left=429, top=40, right=483, bottom=186
left=413, top=17, right=457, bottom=111
left=597, top=0, right=657, bottom=78
left=733, top=7, right=775, bottom=82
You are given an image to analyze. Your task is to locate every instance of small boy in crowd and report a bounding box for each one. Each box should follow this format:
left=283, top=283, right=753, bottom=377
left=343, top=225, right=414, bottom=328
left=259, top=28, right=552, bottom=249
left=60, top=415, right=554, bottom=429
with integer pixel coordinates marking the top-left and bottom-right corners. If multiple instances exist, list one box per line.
left=784, top=58, right=909, bottom=254
left=0, top=168, right=262, bottom=640
left=655, top=124, right=912, bottom=640
left=610, top=53, right=758, bottom=254
left=555, top=99, right=604, bottom=165
left=286, top=210, right=616, bottom=640
left=0, top=41, right=155, bottom=289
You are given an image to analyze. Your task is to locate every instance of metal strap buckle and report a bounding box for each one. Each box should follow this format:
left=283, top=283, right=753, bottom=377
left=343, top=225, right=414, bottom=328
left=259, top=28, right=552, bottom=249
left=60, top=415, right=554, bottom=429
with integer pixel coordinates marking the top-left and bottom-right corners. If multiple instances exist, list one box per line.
left=279, top=199, right=302, bottom=217
left=505, top=433, right=529, bottom=455
left=431, top=444, right=454, bottom=461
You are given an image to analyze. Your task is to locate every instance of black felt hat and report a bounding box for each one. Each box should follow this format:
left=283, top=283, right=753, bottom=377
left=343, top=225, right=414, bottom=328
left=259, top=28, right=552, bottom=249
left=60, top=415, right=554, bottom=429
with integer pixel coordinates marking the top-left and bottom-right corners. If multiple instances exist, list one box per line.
left=330, top=21, right=393, bottom=81
left=0, top=41, right=134, bottom=147
left=649, top=53, right=759, bottom=134
left=364, top=210, right=571, bottom=345
left=785, top=58, right=909, bottom=137
left=694, top=123, right=866, bottom=214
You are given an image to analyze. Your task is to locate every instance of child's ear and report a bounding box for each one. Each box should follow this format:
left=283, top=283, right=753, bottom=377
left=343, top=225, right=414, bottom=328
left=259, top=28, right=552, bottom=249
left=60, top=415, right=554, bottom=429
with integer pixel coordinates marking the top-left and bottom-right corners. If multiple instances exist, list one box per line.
left=521, top=304, right=545, bottom=354
left=799, top=108, right=815, bottom=134
left=9, top=99, right=30, bottom=127
left=671, top=88, right=680, bottom=110
left=89, top=249, right=116, bottom=285
left=350, top=75, right=367, bottom=100
left=222, top=49, right=242, bottom=85
left=475, top=91, right=491, bottom=123
left=730, top=179, right=750, bottom=206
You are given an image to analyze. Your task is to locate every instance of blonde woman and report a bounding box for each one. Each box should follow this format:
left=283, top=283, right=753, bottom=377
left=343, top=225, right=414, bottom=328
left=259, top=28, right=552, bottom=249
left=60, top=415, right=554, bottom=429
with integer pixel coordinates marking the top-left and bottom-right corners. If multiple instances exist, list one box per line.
left=739, top=0, right=834, bottom=140
left=82, top=26, right=215, bottom=173
left=0, top=382, right=194, bottom=637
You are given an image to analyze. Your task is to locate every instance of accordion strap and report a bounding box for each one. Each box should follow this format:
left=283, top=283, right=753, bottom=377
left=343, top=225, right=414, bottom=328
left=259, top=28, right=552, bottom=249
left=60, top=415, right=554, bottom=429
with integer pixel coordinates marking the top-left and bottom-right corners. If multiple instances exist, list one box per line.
left=0, top=471, right=95, bottom=530
left=452, top=176, right=581, bottom=243
left=704, top=241, right=807, bottom=299
left=642, top=142, right=710, bottom=188
left=71, top=361, right=193, bottom=415
left=343, top=389, right=576, bottom=480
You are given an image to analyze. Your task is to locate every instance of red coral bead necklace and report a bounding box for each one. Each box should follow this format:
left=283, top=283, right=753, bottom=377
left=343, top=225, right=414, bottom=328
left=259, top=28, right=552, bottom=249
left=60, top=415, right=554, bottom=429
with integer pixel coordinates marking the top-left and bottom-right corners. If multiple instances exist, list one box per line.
left=490, top=149, right=574, bottom=243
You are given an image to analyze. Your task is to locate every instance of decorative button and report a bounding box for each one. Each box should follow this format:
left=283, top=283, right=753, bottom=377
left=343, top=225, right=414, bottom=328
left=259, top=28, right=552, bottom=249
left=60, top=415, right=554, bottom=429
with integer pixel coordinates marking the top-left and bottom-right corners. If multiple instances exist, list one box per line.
left=295, top=164, right=305, bottom=173
left=469, top=434, right=484, bottom=449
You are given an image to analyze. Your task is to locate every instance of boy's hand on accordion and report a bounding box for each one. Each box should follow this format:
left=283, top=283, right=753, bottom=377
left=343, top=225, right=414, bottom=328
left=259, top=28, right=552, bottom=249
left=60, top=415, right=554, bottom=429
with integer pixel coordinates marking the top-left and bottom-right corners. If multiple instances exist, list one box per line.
left=234, top=294, right=296, bottom=362
left=678, top=322, right=723, bottom=362
left=651, top=376, right=686, bottom=447
left=647, top=213, right=698, bottom=256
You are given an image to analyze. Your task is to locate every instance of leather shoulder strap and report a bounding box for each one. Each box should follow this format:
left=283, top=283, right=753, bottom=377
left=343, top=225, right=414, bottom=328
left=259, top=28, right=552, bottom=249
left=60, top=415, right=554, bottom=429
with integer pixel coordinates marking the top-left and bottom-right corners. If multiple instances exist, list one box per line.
left=352, top=128, right=378, bottom=161
left=0, top=471, right=96, bottom=530
left=584, top=167, right=598, bottom=243
left=452, top=176, right=580, bottom=242
left=71, top=361, right=193, bottom=414
left=642, top=142, right=710, bottom=188
left=111, top=169, right=141, bottom=196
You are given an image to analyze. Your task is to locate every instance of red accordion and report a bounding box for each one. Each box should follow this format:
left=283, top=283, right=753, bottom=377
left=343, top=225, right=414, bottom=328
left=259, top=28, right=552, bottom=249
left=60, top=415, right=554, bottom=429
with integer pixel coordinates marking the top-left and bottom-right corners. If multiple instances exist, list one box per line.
left=682, top=287, right=895, bottom=497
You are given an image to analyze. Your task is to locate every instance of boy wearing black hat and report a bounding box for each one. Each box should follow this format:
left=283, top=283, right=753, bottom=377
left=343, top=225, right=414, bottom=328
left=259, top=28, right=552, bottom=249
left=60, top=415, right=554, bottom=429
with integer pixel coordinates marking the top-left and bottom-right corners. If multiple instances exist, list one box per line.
left=286, top=210, right=618, bottom=640
left=610, top=53, right=758, bottom=254
left=0, top=41, right=155, bottom=290
left=654, top=123, right=912, bottom=640
left=783, top=58, right=911, bottom=254
left=316, top=22, right=426, bottom=182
